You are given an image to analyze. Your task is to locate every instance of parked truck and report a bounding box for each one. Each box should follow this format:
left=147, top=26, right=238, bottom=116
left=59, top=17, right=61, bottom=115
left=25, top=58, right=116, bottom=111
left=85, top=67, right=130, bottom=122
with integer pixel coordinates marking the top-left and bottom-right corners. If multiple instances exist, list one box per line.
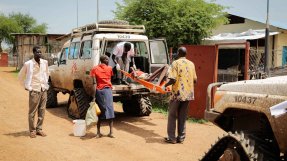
left=47, top=20, right=170, bottom=119
left=201, top=76, right=287, bottom=161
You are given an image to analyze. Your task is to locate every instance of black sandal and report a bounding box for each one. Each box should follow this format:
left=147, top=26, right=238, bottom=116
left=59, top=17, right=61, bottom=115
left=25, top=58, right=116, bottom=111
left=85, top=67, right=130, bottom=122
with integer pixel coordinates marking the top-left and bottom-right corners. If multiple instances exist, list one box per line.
left=164, top=137, right=176, bottom=144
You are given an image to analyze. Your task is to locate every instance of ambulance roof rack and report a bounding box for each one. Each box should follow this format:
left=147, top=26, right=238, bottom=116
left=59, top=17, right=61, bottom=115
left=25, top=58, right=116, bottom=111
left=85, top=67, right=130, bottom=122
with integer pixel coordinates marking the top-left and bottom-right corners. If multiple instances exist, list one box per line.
left=71, top=23, right=146, bottom=37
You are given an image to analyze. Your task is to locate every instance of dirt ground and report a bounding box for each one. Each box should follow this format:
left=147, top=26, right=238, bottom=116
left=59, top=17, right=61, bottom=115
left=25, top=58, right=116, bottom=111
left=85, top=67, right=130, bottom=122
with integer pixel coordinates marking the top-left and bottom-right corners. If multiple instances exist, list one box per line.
left=0, top=67, right=225, bottom=161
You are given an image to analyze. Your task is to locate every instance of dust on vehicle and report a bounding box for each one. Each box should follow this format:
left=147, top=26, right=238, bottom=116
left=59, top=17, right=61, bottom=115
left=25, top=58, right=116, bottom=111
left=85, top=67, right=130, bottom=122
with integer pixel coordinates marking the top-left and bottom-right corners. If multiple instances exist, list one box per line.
left=47, top=20, right=170, bottom=119
left=201, top=76, right=287, bottom=161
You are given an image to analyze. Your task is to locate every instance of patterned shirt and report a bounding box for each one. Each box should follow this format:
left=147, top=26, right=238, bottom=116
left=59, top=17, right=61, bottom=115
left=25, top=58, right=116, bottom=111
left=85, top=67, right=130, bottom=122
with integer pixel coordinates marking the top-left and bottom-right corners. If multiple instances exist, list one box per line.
left=168, top=57, right=197, bottom=101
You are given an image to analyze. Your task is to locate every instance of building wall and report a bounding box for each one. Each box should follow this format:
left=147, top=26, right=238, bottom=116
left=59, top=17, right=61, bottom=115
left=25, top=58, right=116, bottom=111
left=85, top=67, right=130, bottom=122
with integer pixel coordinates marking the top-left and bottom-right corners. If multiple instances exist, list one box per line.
left=47, top=36, right=65, bottom=53
left=274, top=33, right=287, bottom=67
left=212, top=18, right=287, bottom=68
left=14, top=34, right=65, bottom=69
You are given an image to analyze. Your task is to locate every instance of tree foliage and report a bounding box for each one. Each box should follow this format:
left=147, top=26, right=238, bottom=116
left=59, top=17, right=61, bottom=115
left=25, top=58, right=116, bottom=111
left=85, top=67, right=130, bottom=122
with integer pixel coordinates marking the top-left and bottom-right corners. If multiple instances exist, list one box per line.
left=0, top=13, right=21, bottom=52
left=0, top=12, right=47, bottom=52
left=114, top=0, right=228, bottom=47
left=9, top=12, right=47, bottom=33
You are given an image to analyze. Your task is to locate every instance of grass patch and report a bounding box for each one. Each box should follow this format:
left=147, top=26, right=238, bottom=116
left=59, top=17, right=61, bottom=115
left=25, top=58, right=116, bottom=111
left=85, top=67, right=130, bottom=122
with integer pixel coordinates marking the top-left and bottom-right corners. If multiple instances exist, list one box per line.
left=187, top=118, right=208, bottom=124
left=150, top=94, right=169, bottom=116
left=151, top=97, right=208, bottom=124
left=12, top=69, right=20, bottom=77
left=152, top=103, right=168, bottom=115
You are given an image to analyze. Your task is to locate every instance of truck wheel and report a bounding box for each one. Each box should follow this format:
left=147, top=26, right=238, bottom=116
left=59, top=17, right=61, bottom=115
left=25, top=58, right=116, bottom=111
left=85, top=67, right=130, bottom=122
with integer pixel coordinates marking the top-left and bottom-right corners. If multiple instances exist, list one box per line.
left=201, top=132, right=257, bottom=161
left=138, top=96, right=152, bottom=116
left=122, top=99, right=136, bottom=115
left=67, top=94, right=79, bottom=119
left=201, top=131, right=280, bottom=161
left=67, top=88, right=91, bottom=119
left=46, top=83, right=58, bottom=108
left=122, top=96, right=152, bottom=116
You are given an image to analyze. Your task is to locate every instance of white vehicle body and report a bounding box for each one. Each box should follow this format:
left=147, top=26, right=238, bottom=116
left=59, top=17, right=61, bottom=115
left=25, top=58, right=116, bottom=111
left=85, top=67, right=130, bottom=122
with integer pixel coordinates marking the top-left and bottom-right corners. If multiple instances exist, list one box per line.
left=47, top=22, right=170, bottom=118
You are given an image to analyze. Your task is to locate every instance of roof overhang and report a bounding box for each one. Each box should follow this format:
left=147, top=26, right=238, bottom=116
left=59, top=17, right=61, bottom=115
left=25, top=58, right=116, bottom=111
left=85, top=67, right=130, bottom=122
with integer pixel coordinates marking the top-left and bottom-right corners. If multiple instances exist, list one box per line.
left=205, top=29, right=279, bottom=41
left=204, top=29, right=280, bottom=49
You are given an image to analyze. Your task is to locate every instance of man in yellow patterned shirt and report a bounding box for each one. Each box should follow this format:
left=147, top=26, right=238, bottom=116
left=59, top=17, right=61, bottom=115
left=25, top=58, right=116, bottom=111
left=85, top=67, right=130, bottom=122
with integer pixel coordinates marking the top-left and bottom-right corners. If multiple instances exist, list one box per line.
left=163, top=47, right=197, bottom=144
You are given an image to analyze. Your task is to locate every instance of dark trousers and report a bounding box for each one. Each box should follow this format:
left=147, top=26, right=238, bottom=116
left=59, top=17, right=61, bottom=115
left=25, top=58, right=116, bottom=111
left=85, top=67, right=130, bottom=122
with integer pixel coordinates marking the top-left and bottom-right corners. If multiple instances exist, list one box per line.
left=28, top=90, right=47, bottom=132
left=116, top=57, right=130, bottom=80
left=167, top=100, right=190, bottom=141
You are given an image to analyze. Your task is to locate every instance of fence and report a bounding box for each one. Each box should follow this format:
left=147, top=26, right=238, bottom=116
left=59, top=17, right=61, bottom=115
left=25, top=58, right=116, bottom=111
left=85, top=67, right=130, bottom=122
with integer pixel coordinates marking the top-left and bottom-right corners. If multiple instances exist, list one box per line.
left=249, top=47, right=285, bottom=78
left=16, top=52, right=58, bottom=70
left=249, top=47, right=266, bottom=79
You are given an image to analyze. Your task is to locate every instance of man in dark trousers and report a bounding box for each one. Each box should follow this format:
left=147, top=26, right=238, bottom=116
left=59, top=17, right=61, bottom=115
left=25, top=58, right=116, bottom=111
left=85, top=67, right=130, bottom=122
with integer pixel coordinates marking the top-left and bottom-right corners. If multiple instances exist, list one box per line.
left=163, top=47, right=197, bottom=144
left=18, top=46, right=49, bottom=138
left=111, top=42, right=136, bottom=84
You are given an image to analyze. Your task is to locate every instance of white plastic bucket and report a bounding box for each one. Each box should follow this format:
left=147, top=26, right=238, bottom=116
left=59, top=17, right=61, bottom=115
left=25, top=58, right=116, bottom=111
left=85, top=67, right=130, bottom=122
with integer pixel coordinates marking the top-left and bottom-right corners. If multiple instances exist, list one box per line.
left=73, top=119, right=86, bottom=137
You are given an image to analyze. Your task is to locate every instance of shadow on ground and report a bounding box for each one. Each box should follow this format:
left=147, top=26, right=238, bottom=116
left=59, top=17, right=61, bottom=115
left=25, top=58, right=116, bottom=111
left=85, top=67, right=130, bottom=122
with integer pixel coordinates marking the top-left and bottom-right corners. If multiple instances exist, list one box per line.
left=46, top=100, right=71, bottom=121
left=4, top=131, right=30, bottom=137
left=47, top=99, right=164, bottom=144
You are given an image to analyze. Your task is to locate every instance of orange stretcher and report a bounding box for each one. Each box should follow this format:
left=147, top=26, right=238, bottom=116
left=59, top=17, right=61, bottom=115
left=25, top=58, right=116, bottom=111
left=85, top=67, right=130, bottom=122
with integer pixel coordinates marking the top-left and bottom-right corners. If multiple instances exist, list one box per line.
left=120, top=70, right=167, bottom=94
left=120, top=66, right=170, bottom=94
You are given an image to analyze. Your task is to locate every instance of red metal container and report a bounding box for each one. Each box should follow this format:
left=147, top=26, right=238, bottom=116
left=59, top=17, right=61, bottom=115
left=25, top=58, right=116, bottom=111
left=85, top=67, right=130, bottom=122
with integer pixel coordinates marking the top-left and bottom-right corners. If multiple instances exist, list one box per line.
left=183, top=45, right=218, bottom=118
left=0, top=53, right=8, bottom=67
left=183, top=42, right=250, bottom=118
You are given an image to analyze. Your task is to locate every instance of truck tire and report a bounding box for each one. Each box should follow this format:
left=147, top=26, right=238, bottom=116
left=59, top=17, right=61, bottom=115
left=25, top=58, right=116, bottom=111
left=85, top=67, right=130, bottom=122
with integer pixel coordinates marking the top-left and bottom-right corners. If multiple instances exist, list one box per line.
left=67, top=88, right=91, bottom=119
left=122, top=96, right=152, bottom=116
left=138, top=96, right=152, bottom=116
left=46, top=82, right=58, bottom=108
left=201, top=131, right=280, bottom=161
left=98, top=20, right=129, bottom=25
left=201, top=132, right=259, bottom=161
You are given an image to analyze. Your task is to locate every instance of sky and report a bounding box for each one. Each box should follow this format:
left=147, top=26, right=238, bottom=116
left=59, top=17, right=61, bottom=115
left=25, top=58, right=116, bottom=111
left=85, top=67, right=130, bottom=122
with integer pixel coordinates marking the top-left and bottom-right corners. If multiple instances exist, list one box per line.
left=0, top=0, right=287, bottom=34
left=214, top=0, right=287, bottom=29
left=0, top=0, right=122, bottom=34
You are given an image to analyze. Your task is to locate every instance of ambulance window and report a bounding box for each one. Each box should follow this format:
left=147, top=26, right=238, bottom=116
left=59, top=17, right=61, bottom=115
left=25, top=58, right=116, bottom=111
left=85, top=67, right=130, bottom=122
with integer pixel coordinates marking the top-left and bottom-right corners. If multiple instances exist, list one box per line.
left=135, top=42, right=148, bottom=58
left=80, top=40, right=92, bottom=59
left=69, top=42, right=80, bottom=59
left=150, top=40, right=168, bottom=64
left=59, top=48, right=68, bottom=64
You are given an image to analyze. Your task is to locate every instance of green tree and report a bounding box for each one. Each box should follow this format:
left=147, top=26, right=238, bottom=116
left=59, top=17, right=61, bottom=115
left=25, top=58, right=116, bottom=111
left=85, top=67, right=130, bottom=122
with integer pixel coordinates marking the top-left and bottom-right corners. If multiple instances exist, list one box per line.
left=9, top=12, right=47, bottom=33
left=0, top=12, right=47, bottom=52
left=0, top=13, right=21, bottom=52
left=114, top=0, right=228, bottom=47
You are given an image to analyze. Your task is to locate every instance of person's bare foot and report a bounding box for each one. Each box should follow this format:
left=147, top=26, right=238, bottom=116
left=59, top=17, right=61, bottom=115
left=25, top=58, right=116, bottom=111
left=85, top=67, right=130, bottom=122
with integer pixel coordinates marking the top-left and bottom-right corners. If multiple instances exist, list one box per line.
left=30, top=131, right=36, bottom=138
left=36, top=130, right=47, bottom=137
left=107, top=133, right=115, bottom=138
left=95, top=133, right=103, bottom=138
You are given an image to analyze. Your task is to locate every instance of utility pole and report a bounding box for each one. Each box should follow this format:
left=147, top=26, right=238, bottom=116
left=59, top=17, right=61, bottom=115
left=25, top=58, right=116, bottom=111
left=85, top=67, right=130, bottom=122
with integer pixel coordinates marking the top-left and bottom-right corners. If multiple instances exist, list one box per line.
left=264, top=0, right=270, bottom=76
left=77, top=0, right=79, bottom=27
left=97, top=0, right=99, bottom=22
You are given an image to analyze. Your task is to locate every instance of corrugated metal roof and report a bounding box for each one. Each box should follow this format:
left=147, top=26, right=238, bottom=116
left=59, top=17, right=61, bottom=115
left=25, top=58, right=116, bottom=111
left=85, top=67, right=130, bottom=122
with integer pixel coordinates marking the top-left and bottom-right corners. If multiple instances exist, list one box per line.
left=206, top=29, right=279, bottom=41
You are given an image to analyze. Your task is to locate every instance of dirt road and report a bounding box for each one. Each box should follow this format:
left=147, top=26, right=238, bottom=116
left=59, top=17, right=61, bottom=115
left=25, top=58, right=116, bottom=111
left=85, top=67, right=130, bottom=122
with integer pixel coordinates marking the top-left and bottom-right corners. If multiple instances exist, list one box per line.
left=0, top=67, right=225, bottom=161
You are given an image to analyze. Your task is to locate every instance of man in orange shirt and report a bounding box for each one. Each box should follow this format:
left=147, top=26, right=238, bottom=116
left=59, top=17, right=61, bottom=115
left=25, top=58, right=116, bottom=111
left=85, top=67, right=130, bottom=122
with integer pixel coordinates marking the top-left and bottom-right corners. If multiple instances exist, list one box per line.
left=90, top=55, right=115, bottom=138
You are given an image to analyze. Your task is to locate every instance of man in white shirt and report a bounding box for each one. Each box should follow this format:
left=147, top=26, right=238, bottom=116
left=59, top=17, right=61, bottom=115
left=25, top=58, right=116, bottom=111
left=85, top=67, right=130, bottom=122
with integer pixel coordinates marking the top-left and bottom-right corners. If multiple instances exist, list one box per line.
left=110, top=42, right=136, bottom=84
left=18, top=46, right=49, bottom=138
